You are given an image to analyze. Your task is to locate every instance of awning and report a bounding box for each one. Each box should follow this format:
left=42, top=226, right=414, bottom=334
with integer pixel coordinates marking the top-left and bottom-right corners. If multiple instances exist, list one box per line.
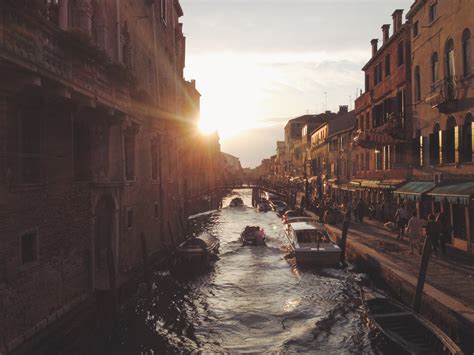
left=394, top=181, right=435, bottom=201
left=360, top=180, right=381, bottom=189
left=427, top=181, right=474, bottom=205
left=341, top=184, right=356, bottom=192
left=378, top=179, right=405, bottom=189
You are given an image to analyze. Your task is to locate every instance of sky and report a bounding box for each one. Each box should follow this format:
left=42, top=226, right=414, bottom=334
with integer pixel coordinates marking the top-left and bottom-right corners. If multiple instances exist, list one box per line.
left=180, top=0, right=414, bottom=168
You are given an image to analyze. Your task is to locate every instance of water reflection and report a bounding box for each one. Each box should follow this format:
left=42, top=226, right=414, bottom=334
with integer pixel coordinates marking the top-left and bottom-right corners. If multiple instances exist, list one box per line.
left=75, top=189, right=381, bottom=354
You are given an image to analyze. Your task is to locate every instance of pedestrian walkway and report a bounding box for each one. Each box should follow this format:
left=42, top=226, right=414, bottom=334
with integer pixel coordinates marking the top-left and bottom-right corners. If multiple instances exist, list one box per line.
left=304, top=210, right=474, bottom=327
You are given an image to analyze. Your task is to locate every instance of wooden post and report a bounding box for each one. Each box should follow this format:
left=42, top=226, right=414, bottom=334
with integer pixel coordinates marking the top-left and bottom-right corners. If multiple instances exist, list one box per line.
left=465, top=205, right=471, bottom=253
left=140, top=233, right=151, bottom=290
left=340, top=218, right=350, bottom=265
left=413, top=235, right=432, bottom=313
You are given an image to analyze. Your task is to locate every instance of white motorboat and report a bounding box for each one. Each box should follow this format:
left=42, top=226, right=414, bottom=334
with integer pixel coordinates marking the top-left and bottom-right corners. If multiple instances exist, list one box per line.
left=284, top=217, right=341, bottom=267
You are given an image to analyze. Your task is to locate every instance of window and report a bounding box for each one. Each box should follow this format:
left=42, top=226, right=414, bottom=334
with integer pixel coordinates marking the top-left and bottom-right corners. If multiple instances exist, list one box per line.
left=160, top=0, right=167, bottom=24
left=429, top=2, right=437, bottom=23
left=373, top=62, right=383, bottom=85
left=68, top=0, right=79, bottom=28
left=365, top=74, right=369, bottom=92
left=383, top=146, right=392, bottom=170
left=127, top=208, right=134, bottom=229
left=430, top=124, right=441, bottom=165
left=21, top=231, right=38, bottom=265
left=413, top=21, right=419, bottom=37
left=431, top=52, right=439, bottom=84
left=445, top=116, right=457, bottom=164
left=462, top=29, right=472, bottom=77
left=375, top=149, right=382, bottom=171
left=365, top=152, right=370, bottom=171
left=419, top=134, right=424, bottom=167
left=414, top=66, right=421, bottom=102
left=462, top=113, right=474, bottom=162
left=446, top=38, right=455, bottom=78
left=385, top=54, right=391, bottom=77
left=19, top=108, right=41, bottom=184
left=397, top=41, right=404, bottom=66
left=366, top=113, right=370, bottom=131
left=124, top=127, right=136, bottom=181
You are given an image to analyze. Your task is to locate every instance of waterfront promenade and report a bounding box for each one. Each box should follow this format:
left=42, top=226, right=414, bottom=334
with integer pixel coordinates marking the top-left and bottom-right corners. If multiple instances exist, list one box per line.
left=308, top=209, right=474, bottom=349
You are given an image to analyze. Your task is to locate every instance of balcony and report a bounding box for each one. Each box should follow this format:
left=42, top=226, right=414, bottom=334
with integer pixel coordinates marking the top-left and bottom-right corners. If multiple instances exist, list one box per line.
left=353, top=113, right=406, bottom=148
left=425, top=76, right=459, bottom=112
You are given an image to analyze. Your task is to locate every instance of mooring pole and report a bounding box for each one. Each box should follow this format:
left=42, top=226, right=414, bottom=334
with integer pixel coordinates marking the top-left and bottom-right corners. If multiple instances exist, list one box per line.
left=340, top=216, right=350, bottom=266
left=413, top=235, right=432, bottom=313
left=106, top=247, right=118, bottom=321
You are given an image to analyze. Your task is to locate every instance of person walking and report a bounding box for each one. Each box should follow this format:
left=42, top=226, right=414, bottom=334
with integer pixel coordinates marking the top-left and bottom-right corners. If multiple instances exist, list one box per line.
left=394, top=203, right=409, bottom=240
left=406, top=211, right=425, bottom=255
left=436, top=212, right=451, bottom=256
left=426, top=214, right=441, bottom=256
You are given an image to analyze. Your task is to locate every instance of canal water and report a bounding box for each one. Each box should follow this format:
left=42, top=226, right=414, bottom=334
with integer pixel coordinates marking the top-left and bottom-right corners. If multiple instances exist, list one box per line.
left=73, top=189, right=384, bottom=354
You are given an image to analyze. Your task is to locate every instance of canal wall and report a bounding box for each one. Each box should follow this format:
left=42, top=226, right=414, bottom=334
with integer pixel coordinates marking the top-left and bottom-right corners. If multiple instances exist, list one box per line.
left=326, top=224, right=474, bottom=353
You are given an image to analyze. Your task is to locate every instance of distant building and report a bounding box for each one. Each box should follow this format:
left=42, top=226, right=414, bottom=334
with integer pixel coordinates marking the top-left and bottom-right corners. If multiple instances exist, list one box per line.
left=221, top=152, right=243, bottom=180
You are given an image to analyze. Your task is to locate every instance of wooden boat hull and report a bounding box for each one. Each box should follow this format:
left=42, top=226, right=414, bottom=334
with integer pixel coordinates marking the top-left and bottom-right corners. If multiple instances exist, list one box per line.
left=176, top=235, right=220, bottom=268
left=294, top=249, right=341, bottom=267
left=361, top=287, right=463, bottom=355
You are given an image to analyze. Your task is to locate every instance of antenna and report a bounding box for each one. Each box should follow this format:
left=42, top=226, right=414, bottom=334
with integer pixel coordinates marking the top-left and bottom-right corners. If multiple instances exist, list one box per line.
left=324, top=92, right=328, bottom=111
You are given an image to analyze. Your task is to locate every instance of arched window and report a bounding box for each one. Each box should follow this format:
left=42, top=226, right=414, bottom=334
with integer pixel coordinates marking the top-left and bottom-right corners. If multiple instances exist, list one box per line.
left=431, top=52, right=439, bottom=84
left=414, top=66, right=421, bottom=101
left=462, top=113, right=473, bottom=162
left=444, top=116, right=457, bottom=164
left=430, top=124, right=441, bottom=165
left=445, top=38, right=456, bottom=78
left=462, top=29, right=472, bottom=77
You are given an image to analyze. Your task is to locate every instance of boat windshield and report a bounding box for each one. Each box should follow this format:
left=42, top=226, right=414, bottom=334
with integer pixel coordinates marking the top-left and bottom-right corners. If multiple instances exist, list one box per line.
left=296, top=230, right=330, bottom=244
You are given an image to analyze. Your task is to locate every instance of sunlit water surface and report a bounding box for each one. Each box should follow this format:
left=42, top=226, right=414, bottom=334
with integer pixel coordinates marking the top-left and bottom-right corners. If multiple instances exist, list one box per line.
left=90, top=189, right=381, bottom=354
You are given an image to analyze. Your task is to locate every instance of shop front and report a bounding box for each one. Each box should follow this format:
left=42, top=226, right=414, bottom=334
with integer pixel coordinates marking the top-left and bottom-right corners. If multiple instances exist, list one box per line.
left=394, top=181, right=435, bottom=219
left=427, top=181, right=474, bottom=254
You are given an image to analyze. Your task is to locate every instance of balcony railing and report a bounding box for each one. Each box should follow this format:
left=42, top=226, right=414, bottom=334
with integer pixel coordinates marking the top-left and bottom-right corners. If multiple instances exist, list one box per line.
left=353, top=113, right=406, bottom=148
left=425, top=76, right=459, bottom=108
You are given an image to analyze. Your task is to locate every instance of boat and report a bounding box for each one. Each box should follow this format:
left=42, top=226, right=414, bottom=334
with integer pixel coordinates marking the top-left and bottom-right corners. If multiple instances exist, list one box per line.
left=281, top=210, right=299, bottom=224
left=240, top=226, right=266, bottom=246
left=229, top=197, right=244, bottom=207
left=361, top=287, right=463, bottom=355
left=257, top=200, right=272, bottom=212
left=284, top=217, right=341, bottom=267
left=176, top=233, right=220, bottom=267
left=270, top=199, right=288, bottom=216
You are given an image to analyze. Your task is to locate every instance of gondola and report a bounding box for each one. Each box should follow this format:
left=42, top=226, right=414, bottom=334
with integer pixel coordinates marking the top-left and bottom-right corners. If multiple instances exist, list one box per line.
left=176, top=233, right=220, bottom=267
left=361, top=287, right=463, bottom=355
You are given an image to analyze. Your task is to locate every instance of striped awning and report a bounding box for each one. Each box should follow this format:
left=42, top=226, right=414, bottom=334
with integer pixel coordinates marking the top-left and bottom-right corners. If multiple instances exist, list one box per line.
left=394, top=181, right=435, bottom=201
left=427, top=181, right=474, bottom=205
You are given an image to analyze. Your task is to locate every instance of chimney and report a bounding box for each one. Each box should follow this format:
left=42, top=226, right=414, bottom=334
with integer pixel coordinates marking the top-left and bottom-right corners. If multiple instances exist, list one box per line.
left=382, top=24, right=390, bottom=44
left=371, top=39, right=379, bottom=57
left=392, top=9, right=404, bottom=33
left=338, top=105, right=348, bottom=114
left=325, top=110, right=331, bottom=115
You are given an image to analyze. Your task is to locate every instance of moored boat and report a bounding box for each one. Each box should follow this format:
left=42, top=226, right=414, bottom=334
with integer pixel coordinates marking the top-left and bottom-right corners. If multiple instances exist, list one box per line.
left=229, top=197, right=244, bottom=207
left=241, top=226, right=266, bottom=246
left=176, top=233, right=220, bottom=267
left=361, top=287, right=463, bottom=355
left=284, top=217, right=341, bottom=267
left=257, top=200, right=272, bottom=212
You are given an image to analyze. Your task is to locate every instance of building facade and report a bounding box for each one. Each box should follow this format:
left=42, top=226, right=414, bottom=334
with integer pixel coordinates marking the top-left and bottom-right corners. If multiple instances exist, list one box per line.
left=405, top=0, right=474, bottom=253
left=353, top=9, right=413, bottom=209
left=0, top=0, right=219, bottom=351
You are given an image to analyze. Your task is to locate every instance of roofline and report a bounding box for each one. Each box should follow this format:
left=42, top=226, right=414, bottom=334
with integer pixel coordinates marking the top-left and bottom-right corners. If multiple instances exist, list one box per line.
left=361, top=23, right=409, bottom=71
left=328, top=126, right=355, bottom=139
left=175, top=0, right=184, bottom=17
left=406, top=0, right=424, bottom=20
left=310, top=122, right=328, bottom=137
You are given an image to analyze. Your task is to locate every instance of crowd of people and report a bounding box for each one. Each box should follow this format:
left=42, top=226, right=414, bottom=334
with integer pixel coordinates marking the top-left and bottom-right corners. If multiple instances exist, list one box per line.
left=302, top=194, right=451, bottom=258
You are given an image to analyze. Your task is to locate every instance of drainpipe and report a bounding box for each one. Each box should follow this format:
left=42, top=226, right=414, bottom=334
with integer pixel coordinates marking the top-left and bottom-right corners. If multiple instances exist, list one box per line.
left=115, top=0, right=121, bottom=62
left=151, top=3, right=161, bottom=105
